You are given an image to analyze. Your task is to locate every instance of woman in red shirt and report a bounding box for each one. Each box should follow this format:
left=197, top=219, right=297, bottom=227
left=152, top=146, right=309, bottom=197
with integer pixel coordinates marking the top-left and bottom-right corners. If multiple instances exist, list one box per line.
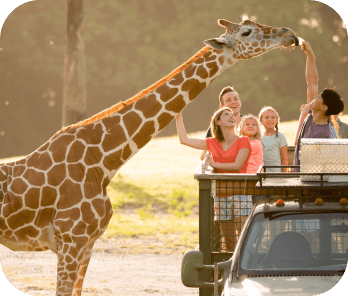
left=176, top=107, right=251, bottom=251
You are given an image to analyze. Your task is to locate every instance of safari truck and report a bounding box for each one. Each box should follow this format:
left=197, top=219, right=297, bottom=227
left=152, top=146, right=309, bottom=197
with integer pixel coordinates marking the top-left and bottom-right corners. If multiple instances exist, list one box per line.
left=181, top=142, right=348, bottom=296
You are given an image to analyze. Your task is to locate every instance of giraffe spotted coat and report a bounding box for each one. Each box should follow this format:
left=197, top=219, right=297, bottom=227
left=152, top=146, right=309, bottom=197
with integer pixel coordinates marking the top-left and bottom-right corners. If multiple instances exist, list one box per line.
left=0, top=19, right=298, bottom=296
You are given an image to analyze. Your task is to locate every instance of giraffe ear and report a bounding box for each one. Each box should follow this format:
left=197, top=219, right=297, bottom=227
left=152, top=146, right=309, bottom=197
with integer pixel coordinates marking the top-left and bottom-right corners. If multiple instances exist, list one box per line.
left=203, top=38, right=228, bottom=50
left=218, top=19, right=240, bottom=32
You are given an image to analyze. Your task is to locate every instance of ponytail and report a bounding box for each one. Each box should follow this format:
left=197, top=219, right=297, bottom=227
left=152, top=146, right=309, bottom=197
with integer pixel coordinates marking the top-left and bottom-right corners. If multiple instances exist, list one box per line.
left=328, top=115, right=340, bottom=138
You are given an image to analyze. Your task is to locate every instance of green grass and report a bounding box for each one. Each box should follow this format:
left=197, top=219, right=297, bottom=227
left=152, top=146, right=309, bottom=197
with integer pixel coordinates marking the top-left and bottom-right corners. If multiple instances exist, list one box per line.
left=105, top=170, right=199, bottom=247
left=3, top=115, right=348, bottom=250
left=107, top=173, right=198, bottom=216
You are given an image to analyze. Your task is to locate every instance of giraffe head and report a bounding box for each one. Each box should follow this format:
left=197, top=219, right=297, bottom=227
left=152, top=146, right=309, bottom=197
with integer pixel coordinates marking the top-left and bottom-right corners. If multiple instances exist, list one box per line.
left=204, top=19, right=298, bottom=60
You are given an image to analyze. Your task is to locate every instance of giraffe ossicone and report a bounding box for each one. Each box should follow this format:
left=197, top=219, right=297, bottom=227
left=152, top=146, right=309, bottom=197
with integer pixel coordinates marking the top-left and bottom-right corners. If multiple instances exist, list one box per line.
left=0, top=19, right=298, bottom=296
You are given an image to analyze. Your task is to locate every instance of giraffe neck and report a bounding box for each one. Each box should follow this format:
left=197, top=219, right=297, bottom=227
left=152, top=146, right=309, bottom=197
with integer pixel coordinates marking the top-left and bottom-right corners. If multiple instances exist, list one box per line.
left=97, top=47, right=235, bottom=177
left=0, top=45, right=233, bottom=248
left=6, top=47, right=236, bottom=185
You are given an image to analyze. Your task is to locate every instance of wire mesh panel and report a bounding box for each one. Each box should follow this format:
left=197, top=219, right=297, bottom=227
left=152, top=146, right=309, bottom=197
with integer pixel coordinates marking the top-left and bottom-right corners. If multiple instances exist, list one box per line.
left=240, top=212, right=348, bottom=272
left=210, top=177, right=261, bottom=253
left=331, top=217, right=348, bottom=255
left=258, top=218, right=322, bottom=254
left=197, top=170, right=348, bottom=260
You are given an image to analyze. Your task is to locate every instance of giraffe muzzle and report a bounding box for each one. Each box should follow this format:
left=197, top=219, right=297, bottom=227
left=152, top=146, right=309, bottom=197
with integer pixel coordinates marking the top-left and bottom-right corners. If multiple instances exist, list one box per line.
left=290, top=36, right=299, bottom=46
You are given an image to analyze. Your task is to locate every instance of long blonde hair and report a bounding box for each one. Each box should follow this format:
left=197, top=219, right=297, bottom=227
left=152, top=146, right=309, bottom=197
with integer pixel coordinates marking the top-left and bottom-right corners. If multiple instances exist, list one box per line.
left=258, top=106, right=280, bottom=138
left=239, top=114, right=262, bottom=141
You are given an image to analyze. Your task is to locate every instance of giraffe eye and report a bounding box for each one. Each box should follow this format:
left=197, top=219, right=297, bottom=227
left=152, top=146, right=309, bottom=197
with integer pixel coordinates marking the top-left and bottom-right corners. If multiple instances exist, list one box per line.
left=242, top=30, right=252, bottom=37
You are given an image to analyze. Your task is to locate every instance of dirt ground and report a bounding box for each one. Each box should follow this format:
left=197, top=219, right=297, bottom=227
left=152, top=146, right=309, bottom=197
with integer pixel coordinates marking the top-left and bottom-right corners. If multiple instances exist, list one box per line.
left=0, top=235, right=199, bottom=296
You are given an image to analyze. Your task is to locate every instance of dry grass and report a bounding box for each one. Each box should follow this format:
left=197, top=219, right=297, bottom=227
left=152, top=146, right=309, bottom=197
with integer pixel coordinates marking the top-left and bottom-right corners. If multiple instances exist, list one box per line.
left=2, top=115, right=348, bottom=250
left=2, top=266, right=56, bottom=294
left=3, top=115, right=348, bottom=167
left=115, top=114, right=348, bottom=179
left=117, top=131, right=205, bottom=179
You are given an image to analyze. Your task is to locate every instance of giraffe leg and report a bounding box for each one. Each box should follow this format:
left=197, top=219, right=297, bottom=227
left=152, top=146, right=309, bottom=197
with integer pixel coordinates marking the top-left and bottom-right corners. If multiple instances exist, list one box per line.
left=72, top=243, right=94, bottom=296
left=56, top=241, right=90, bottom=296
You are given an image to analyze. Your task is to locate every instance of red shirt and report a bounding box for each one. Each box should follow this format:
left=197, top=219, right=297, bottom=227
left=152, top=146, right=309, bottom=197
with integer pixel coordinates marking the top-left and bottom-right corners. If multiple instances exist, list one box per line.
left=206, top=136, right=251, bottom=173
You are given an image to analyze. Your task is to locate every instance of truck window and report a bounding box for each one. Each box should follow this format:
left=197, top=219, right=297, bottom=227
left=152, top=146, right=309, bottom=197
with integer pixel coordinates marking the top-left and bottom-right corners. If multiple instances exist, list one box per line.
left=240, top=212, right=348, bottom=272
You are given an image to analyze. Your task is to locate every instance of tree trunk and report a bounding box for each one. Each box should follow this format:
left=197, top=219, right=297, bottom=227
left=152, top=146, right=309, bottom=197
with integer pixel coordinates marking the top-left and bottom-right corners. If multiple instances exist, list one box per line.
left=62, top=0, right=86, bottom=127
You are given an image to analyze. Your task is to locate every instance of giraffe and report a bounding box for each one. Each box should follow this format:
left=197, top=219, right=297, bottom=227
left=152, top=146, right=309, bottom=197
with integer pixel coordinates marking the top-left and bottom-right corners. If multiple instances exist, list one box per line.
left=0, top=19, right=298, bottom=296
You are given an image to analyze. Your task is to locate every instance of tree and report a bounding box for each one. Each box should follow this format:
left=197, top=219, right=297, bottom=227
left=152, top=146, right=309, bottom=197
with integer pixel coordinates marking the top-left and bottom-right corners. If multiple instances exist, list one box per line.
left=62, top=0, right=86, bottom=127
left=0, top=0, right=346, bottom=158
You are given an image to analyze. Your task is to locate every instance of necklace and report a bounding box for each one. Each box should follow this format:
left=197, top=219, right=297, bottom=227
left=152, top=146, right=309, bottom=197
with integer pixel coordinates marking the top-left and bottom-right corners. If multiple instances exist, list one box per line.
left=222, top=136, right=237, bottom=149
left=223, top=141, right=233, bottom=149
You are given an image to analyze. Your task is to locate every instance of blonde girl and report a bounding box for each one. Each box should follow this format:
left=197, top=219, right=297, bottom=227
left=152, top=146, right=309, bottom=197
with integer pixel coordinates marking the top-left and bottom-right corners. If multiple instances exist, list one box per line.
left=239, top=114, right=263, bottom=173
left=258, top=106, right=288, bottom=173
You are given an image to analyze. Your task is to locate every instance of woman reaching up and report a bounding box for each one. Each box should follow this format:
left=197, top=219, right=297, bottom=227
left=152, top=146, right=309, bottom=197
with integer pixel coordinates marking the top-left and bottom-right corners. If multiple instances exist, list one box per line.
left=176, top=107, right=250, bottom=173
left=176, top=107, right=251, bottom=252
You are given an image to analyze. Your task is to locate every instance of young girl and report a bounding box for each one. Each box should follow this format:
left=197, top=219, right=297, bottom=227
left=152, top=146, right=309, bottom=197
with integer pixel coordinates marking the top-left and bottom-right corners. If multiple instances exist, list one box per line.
left=259, top=106, right=288, bottom=173
left=238, top=114, right=266, bottom=205
left=239, top=114, right=263, bottom=173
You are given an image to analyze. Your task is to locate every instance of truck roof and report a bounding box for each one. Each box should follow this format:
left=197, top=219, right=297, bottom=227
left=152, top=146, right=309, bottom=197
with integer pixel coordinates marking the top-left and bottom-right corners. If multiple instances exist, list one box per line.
left=253, top=196, right=348, bottom=215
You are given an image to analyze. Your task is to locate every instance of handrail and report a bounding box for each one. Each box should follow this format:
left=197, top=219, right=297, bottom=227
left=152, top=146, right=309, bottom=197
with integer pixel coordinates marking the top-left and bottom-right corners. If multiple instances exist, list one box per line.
left=257, top=165, right=348, bottom=188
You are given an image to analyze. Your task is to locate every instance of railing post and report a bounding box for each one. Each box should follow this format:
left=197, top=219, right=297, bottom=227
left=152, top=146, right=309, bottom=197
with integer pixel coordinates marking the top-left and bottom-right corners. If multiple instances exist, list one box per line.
left=199, top=179, right=213, bottom=296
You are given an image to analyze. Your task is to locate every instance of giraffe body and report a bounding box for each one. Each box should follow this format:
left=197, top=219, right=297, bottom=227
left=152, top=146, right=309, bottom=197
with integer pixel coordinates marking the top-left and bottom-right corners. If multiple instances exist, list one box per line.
left=0, top=19, right=298, bottom=296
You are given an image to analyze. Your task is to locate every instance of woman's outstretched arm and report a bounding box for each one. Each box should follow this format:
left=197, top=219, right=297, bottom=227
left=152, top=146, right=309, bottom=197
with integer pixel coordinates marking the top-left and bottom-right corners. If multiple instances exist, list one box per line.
left=302, top=41, right=318, bottom=105
left=176, top=113, right=208, bottom=150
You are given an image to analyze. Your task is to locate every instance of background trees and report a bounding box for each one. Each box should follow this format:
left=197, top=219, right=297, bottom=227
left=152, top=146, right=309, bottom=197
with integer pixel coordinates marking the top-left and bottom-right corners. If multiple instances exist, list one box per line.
left=0, top=0, right=346, bottom=158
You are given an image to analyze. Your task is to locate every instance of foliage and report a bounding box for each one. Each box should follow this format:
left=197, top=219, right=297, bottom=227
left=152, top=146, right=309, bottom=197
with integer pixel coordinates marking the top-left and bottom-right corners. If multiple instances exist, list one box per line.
left=0, top=0, right=347, bottom=158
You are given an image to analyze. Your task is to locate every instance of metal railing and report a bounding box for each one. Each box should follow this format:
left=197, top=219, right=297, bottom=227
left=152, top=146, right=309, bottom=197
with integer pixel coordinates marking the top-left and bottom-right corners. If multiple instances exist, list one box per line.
left=194, top=171, right=264, bottom=296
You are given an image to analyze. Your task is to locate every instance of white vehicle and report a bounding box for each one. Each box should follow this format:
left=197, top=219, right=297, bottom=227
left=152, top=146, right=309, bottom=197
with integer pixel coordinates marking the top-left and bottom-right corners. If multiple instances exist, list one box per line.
left=182, top=194, right=348, bottom=295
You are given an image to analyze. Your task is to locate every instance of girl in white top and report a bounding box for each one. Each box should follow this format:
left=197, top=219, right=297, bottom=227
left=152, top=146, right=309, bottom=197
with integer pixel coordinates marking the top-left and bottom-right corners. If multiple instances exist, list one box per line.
left=259, top=106, right=288, bottom=173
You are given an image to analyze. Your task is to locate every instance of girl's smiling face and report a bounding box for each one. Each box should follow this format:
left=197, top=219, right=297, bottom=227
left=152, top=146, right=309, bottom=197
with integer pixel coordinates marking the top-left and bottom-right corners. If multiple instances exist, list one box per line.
left=243, top=118, right=258, bottom=138
left=260, top=110, right=278, bottom=129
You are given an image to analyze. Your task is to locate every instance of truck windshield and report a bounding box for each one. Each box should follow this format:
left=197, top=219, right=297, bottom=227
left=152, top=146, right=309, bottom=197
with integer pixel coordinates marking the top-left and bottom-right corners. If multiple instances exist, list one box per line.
left=240, top=212, right=348, bottom=273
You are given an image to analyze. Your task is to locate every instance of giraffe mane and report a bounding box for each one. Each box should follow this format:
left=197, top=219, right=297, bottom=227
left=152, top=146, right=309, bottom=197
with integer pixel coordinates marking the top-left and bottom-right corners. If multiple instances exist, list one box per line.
left=56, top=46, right=211, bottom=137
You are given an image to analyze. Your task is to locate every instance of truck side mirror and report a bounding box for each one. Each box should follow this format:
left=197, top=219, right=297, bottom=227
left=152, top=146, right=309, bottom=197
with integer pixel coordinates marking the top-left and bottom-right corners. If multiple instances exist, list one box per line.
left=181, top=250, right=205, bottom=287
left=182, top=250, right=232, bottom=291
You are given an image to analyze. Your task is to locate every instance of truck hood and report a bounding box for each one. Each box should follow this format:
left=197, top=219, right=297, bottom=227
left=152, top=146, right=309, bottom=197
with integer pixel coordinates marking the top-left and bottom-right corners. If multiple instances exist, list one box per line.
left=229, top=276, right=341, bottom=296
